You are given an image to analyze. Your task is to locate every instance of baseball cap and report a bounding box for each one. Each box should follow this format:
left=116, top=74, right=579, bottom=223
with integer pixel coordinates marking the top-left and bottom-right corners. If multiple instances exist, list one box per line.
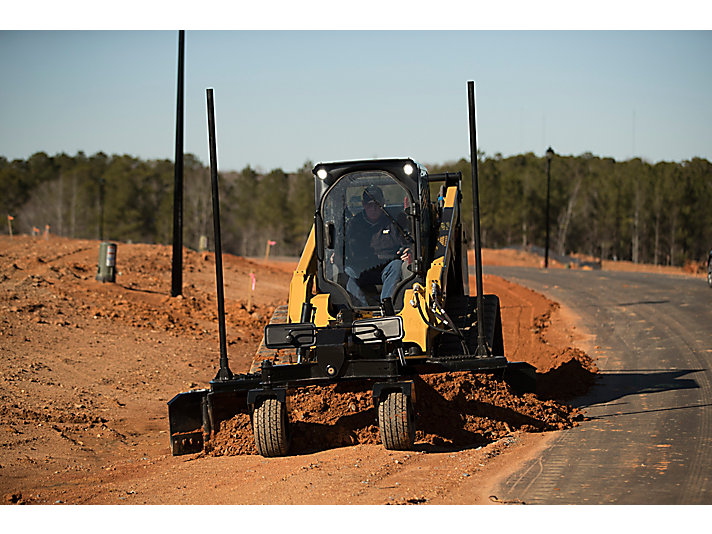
left=362, top=185, right=384, bottom=204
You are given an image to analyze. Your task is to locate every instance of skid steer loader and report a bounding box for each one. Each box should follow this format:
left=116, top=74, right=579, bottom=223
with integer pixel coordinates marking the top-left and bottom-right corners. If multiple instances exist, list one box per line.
left=167, top=82, right=535, bottom=457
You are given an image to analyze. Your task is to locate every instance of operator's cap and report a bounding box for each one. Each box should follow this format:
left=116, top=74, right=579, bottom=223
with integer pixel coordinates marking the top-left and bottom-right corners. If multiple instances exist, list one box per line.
left=363, top=185, right=384, bottom=204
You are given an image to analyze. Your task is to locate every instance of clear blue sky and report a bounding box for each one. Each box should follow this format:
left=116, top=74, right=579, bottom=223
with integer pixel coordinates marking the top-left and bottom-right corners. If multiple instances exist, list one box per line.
left=1, top=28, right=711, bottom=172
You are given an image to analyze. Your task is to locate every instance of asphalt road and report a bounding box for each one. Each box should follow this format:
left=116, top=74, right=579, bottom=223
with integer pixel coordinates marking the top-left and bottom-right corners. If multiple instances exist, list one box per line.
left=485, top=266, right=712, bottom=504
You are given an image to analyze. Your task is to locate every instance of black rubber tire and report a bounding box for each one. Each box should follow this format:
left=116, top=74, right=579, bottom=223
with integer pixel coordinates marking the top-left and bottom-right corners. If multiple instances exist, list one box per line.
left=707, top=258, right=712, bottom=288
left=252, top=397, right=290, bottom=457
left=378, top=391, right=415, bottom=450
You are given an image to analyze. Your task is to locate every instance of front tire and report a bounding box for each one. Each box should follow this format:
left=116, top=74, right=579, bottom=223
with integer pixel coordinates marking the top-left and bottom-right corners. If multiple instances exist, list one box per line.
left=707, top=257, right=712, bottom=288
left=378, top=391, right=415, bottom=450
left=253, top=397, right=290, bottom=457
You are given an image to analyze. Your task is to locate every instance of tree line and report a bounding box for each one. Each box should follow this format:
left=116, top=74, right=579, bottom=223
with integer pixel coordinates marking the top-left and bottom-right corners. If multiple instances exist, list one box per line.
left=2, top=151, right=710, bottom=266
left=430, top=152, right=712, bottom=267
left=0, top=151, right=314, bottom=259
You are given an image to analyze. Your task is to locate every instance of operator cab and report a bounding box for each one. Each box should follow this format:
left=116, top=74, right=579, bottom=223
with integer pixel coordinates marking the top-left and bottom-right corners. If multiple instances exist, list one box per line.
left=313, top=159, right=431, bottom=314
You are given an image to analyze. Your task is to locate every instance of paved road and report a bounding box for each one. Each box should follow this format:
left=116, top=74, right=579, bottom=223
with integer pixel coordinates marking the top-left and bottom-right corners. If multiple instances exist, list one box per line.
left=485, top=266, right=712, bottom=504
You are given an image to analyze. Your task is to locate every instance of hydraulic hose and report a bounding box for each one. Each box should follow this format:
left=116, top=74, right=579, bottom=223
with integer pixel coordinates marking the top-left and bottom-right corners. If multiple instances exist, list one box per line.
left=412, top=289, right=469, bottom=355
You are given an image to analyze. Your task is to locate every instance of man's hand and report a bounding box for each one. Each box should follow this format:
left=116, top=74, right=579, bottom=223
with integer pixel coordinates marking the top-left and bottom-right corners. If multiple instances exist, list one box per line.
left=399, top=247, right=412, bottom=265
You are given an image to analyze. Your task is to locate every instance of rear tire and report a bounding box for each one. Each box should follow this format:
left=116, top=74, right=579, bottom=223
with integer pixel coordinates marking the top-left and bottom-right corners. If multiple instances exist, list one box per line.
left=378, top=391, right=415, bottom=450
left=707, top=257, right=712, bottom=288
left=253, top=397, right=290, bottom=457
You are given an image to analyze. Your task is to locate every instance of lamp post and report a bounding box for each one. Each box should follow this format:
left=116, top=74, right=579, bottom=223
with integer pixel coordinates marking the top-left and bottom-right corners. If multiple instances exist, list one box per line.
left=544, top=147, right=554, bottom=268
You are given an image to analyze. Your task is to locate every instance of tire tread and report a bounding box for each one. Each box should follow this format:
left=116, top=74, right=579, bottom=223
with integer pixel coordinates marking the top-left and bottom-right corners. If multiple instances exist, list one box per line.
left=378, top=391, right=414, bottom=450
left=253, top=397, right=289, bottom=457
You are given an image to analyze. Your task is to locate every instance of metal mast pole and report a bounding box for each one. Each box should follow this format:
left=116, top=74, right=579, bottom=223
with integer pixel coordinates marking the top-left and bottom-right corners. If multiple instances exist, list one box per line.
left=467, top=81, right=490, bottom=357
left=171, top=30, right=185, bottom=297
left=99, top=177, right=105, bottom=241
left=206, top=88, right=232, bottom=381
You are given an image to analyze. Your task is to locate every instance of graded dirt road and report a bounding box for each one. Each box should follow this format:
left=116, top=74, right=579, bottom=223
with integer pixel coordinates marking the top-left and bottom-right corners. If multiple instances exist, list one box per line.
left=1, top=236, right=595, bottom=505
left=486, top=266, right=712, bottom=504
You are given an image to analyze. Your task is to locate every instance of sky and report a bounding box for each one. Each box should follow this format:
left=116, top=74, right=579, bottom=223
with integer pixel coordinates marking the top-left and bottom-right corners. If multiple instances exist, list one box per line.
left=1, top=6, right=711, bottom=173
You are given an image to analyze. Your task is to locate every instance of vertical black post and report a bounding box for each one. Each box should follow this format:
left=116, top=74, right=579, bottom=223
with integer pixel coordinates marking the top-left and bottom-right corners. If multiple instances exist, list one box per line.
left=467, top=81, right=490, bottom=357
left=206, top=88, right=232, bottom=381
left=98, top=176, right=105, bottom=241
left=171, top=30, right=185, bottom=297
left=544, top=147, right=554, bottom=269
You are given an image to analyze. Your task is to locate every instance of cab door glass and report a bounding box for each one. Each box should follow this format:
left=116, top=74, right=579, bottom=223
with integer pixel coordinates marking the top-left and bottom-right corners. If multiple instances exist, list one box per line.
left=321, top=171, right=414, bottom=306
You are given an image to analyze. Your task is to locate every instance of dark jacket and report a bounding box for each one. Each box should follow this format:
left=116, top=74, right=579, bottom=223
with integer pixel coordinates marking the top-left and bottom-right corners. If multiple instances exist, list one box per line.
left=345, top=211, right=404, bottom=274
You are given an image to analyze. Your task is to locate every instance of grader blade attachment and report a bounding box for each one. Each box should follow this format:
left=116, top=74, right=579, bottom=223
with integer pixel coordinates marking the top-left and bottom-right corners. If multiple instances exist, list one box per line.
left=168, top=389, right=208, bottom=455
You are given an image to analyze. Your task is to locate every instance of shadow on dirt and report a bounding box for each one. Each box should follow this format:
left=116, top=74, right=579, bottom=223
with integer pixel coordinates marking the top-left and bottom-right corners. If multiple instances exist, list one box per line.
left=289, top=411, right=379, bottom=455
left=615, top=299, right=670, bottom=306
left=117, top=283, right=165, bottom=295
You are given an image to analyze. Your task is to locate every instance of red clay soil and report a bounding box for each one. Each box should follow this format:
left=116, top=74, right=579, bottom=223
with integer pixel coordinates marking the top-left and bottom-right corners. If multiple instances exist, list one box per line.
left=1, top=235, right=598, bottom=505
left=482, top=246, right=709, bottom=277
left=207, top=370, right=585, bottom=457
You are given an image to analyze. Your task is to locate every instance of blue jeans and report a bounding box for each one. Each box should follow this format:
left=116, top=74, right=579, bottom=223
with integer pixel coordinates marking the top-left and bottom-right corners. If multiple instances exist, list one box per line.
left=346, top=259, right=403, bottom=307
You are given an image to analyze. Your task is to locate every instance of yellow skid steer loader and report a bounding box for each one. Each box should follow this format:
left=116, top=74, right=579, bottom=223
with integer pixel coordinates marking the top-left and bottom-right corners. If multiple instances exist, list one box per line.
left=168, top=82, right=535, bottom=457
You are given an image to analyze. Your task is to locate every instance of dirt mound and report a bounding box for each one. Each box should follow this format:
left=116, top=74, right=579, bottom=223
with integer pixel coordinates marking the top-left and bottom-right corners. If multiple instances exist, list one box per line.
left=207, top=370, right=586, bottom=457
left=0, top=236, right=279, bottom=345
left=536, top=347, right=599, bottom=400
left=683, top=260, right=706, bottom=275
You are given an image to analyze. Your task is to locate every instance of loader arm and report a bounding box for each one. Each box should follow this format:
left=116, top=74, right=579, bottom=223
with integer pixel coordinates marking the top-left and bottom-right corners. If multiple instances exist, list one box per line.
left=419, top=180, right=503, bottom=361
left=288, top=225, right=317, bottom=323
left=425, top=185, right=467, bottom=308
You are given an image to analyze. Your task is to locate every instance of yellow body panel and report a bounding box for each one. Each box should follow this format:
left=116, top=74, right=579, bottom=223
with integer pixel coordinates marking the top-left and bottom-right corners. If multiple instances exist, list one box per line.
left=443, top=186, right=457, bottom=208
left=286, top=225, right=335, bottom=327
left=398, top=286, right=430, bottom=352
left=425, top=258, right=444, bottom=300
left=311, top=293, right=335, bottom=326
left=288, top=225, right=316, bottom=323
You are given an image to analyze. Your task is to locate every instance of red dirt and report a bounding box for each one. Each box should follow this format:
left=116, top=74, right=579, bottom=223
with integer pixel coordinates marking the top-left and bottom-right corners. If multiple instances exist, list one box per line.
left=207, top=371, right=584, bottom=457
left=1, top=235, right=596, bottom=505
left=482, top=247, right=708, bottom=278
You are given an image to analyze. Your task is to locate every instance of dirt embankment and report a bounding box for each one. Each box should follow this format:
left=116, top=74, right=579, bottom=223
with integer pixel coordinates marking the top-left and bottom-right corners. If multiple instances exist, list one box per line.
left=481, top=246, right=707, bottom=277
left=1, top=235, right=596, bottom=505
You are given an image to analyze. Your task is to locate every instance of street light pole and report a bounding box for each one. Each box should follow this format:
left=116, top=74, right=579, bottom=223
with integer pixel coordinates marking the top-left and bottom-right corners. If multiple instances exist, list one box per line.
left=544, top=147, right=554, bottom=269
